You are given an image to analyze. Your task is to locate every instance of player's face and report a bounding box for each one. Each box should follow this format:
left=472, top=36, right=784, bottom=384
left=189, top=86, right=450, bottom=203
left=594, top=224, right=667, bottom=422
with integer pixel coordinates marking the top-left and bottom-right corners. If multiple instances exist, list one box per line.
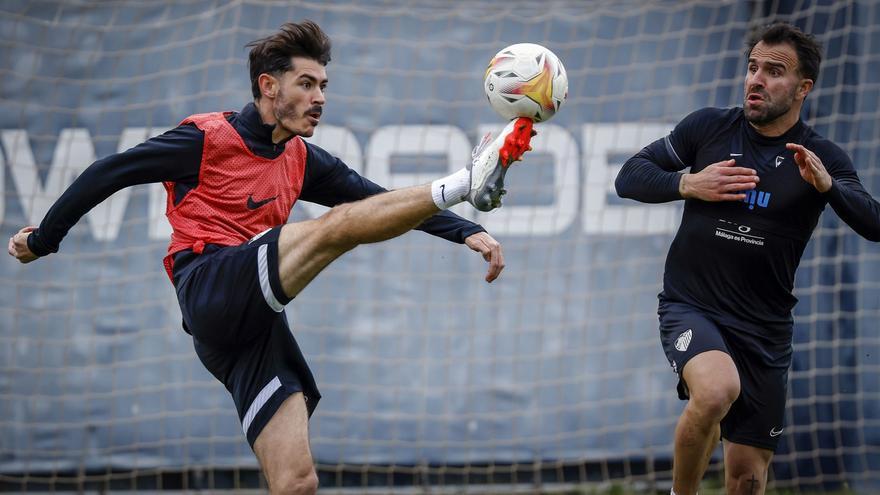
left=273, top=57, right=327, bottom=138
left=743, top=41, right=808, bottom=126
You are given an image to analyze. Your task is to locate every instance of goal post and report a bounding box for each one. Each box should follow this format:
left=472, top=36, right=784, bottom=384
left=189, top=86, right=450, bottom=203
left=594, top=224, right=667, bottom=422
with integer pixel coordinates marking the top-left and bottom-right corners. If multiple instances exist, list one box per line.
left=1, top=1, right=878, bottom=493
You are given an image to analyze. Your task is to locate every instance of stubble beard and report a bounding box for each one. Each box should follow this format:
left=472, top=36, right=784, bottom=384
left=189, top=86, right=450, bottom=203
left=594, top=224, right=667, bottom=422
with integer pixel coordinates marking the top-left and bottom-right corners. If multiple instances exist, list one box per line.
left=272, top=90, right=306, bottom=137
left=744, top=87, right=796, bottom=126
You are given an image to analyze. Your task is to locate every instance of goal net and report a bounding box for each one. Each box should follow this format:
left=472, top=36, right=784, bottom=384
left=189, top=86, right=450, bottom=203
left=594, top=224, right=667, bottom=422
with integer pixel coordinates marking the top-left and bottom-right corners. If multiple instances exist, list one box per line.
left=1, top=0, right=878, bottom=493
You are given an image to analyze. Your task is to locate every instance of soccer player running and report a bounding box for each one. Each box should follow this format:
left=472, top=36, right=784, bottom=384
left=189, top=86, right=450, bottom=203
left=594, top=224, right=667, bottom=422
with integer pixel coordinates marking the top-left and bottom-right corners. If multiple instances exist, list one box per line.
left=615, top=23, right=880, bottom=495
left=7, top=21, right=535, bottom=495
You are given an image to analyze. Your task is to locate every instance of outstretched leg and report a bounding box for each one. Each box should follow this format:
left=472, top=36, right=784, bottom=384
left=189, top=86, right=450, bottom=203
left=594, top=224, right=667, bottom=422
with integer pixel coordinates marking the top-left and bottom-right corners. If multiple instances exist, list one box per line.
left=276, top=117, right=535, bottom=299
left=276, top=184, right=440, bottom=298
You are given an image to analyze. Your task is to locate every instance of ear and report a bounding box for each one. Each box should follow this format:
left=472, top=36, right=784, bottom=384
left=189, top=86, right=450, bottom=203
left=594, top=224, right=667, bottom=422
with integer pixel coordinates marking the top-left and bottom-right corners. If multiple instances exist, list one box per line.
left=798, top=79, right=814, bottom=100
left=258, top=73, right=279, bottom=99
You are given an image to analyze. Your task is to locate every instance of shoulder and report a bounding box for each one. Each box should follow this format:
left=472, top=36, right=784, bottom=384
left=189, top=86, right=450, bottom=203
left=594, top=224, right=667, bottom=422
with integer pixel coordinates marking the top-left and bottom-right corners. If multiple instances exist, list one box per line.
left=136, top=124, right=204, bottom=153
left=162, top=123, right=203, bottom=139
left=680, top=107, right=741, bottom=129
left=673, top=107, right=741, bottom=140
left=802, top=126, right=852, bottom=167
left=303, top=140, right=335, bottom=165
left=302, top=140, right=350, bottom=176
left=180, top=111, right=236, bottom=132
left=802, top=126, right=847, bottom=157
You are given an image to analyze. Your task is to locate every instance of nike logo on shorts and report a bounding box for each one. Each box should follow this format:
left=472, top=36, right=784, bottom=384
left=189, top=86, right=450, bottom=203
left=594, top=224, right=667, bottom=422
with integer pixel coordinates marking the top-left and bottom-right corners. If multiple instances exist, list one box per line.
left=247, top=195, right=278, bottom=210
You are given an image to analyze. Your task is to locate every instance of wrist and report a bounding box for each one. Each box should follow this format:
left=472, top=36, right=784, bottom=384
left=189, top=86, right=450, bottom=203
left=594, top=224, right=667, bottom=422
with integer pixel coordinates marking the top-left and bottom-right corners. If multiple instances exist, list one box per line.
left=26, top=230, right=48, bottom=257
left=678, top=174, right=689, bottom=199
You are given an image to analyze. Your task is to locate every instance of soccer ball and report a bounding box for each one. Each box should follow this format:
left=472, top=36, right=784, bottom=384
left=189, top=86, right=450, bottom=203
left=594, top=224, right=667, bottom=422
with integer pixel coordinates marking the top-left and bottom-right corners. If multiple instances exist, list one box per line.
left=483, top=43, right=568, bottom=123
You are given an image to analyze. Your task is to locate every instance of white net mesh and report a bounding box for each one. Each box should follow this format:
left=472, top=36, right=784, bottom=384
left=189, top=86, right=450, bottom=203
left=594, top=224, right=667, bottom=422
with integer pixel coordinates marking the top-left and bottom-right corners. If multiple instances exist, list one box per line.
left=1, top=0, right=879, bottom=492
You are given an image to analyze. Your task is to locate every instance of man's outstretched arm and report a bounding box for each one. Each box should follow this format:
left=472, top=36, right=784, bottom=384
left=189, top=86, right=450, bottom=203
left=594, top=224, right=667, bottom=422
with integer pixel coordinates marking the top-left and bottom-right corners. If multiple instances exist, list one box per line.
left=8, top=126, right=202, bottom=262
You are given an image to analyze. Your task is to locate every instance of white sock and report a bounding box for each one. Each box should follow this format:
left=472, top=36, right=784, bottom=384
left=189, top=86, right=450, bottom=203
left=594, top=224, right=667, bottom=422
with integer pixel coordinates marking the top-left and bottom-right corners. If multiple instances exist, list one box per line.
left=431, top=168, right=470, bottom=209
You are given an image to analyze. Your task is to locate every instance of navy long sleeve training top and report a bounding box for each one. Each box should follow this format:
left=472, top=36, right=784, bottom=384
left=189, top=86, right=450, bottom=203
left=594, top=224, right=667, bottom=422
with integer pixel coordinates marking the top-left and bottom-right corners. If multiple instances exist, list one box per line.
left=616, top=107, right=880, bottom=343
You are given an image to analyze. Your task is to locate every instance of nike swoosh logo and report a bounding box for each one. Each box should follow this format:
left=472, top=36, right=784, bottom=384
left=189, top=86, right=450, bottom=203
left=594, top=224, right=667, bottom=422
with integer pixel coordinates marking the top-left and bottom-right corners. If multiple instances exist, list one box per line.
left=247, top=194, right=278, bottom=210
left=769, top=427, right=784, bottom=437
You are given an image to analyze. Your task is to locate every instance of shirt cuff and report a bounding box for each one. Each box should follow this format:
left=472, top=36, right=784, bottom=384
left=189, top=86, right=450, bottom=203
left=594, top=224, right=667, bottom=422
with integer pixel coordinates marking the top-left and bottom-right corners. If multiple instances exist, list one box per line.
left=460, top=224, right=487, bottom=243
left=26, top=229, right=52, bottom=257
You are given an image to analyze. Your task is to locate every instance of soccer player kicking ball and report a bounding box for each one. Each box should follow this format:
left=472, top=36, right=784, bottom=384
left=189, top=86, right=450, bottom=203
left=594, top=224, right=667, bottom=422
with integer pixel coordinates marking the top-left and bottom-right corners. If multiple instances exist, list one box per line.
left=616, top=22, right=880, bottom=495
left=7, top=21, right=535, bottom=495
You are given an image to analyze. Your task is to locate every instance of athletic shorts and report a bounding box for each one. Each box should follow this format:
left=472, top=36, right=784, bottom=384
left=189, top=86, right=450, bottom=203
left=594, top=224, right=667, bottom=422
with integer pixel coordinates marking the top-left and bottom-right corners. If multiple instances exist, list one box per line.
left=172, top=226, right=321, bottom=448
left=658, top=298, right=791, bottom=451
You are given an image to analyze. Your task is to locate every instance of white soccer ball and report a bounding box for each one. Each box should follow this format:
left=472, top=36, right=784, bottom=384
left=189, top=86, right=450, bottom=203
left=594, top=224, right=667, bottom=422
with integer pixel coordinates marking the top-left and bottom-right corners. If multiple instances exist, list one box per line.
left=483, top=43, right=568, bottom=123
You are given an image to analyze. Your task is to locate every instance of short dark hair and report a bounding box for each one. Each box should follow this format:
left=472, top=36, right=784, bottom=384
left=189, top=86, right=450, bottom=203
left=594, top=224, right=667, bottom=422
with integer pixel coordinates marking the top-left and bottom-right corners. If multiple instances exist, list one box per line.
left=746, top=22, right=822, bottom=82
left=246, top=20, right=332, bottom=99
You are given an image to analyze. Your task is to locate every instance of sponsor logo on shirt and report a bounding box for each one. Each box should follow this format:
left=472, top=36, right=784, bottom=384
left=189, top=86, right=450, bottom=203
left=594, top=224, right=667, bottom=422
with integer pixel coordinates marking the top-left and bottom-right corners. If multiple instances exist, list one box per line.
left=742, top=189, right=771, bottom=210
left=714, top=219, right=765, bottom=247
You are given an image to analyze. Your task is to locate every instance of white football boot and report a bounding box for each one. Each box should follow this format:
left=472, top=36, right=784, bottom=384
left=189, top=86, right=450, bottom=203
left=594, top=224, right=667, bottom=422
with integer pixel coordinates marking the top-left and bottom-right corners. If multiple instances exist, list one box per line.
left=465, top=117, right=535, bottom=211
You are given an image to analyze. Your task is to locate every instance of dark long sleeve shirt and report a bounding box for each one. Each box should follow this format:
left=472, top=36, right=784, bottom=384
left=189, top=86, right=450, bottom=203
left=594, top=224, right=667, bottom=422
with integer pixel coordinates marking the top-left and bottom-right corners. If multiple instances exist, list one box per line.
left=28, top=103, right=485, bottom=261
left=616, top=107, right=880, bottom=342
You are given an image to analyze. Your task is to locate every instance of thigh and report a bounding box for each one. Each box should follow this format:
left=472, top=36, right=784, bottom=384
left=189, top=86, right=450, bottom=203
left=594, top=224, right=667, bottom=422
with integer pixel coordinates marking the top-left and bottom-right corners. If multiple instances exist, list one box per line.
left=658, top=300, right=733, bottom=399
left=276, top=217, right=346, bottom=300
left=176, top=226, right=290, bottom=348
left=720, top=336, right=789, bottom=451
left=253, top=392, right=316, bottom=488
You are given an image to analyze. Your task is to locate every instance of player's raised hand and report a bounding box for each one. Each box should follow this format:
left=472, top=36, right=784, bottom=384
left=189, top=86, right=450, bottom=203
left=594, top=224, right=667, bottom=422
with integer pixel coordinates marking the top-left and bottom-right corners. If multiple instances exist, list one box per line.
left=679, top=159, right=760, bottom=201
left=787, top=143, right=832, bottom=193
left=464, top=231, right=505, bottom=283
left=8, top=226, right=39, bottom=264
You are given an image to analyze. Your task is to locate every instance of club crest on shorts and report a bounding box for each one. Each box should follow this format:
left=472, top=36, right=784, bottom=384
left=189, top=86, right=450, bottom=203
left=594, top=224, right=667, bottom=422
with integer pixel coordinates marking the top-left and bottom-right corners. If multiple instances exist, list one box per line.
left=674, top=329, right=693, bottom=352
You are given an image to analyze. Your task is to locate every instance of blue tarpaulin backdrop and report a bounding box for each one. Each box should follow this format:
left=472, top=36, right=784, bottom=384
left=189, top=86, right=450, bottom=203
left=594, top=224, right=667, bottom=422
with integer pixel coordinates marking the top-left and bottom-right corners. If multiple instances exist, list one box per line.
left=1, top=0, right=878, bottom=491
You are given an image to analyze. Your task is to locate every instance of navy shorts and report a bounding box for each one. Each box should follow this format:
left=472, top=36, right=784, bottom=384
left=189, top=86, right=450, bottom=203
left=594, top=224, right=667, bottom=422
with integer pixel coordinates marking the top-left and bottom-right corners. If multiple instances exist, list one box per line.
left=658, top=299, right=791, bottom=451
left=172, top=226, right=320, bottom=448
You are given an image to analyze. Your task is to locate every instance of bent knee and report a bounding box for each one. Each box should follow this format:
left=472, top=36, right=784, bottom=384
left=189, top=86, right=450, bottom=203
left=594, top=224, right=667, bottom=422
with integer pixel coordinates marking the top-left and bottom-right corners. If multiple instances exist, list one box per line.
left=688, top=378, right=740, bottom=418
left=271, top=467, right=318, bottom=495
left=726, top=467, right=768, bottom=494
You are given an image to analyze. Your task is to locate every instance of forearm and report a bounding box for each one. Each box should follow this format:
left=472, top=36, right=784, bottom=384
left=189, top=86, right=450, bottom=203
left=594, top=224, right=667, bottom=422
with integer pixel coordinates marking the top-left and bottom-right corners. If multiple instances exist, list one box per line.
left=824, top=178, right=880, bottom=241
left=415, top=210, right=485, bottom=243
left=28, top=160, right=125, bottom=255
left=616, top=156, right=684, bottom=203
